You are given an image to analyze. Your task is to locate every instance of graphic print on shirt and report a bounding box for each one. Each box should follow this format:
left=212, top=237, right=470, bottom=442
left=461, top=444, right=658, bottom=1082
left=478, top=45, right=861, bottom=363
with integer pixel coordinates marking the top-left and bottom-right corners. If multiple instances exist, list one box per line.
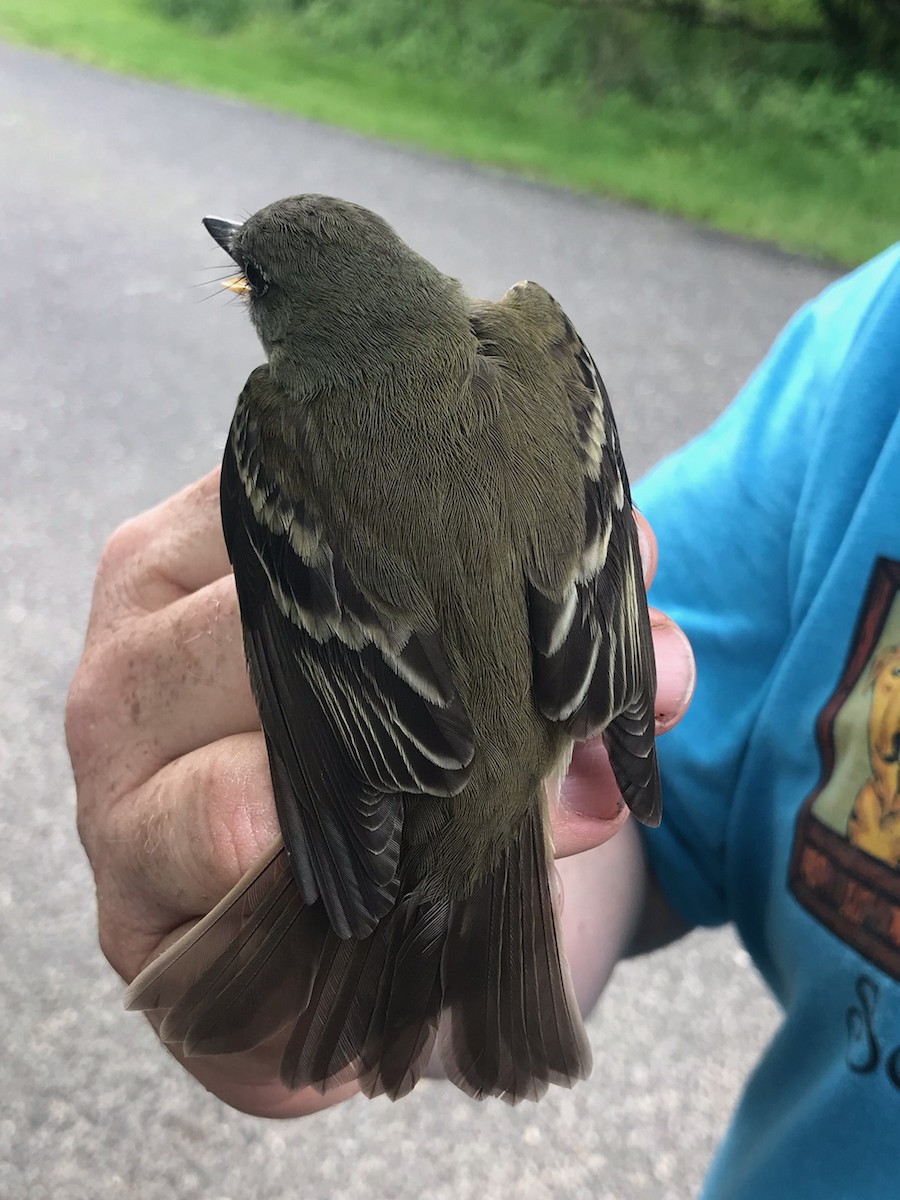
left=790, top=557, right=900, bottom=980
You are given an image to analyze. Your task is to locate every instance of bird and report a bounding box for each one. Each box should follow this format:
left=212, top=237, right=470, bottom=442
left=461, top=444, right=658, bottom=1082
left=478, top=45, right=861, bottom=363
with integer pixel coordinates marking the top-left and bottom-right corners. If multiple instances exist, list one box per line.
left=126, top=194, right=660, bottom=1104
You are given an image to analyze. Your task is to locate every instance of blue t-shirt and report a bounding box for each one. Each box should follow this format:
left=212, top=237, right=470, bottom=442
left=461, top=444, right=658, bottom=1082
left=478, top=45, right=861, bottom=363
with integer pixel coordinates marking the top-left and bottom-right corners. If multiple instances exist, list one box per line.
left=634, top=244, right=900, bottom=1198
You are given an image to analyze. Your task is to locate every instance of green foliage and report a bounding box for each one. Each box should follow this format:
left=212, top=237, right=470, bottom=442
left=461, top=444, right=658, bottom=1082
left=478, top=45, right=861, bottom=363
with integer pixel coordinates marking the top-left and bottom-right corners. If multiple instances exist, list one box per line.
left=150, top=0, right=899, bottom=80
left=817, top=0, right=900, bottom=69
left=153, top=0, right=247, bottom=33
left=262, top=0, right=587, bottom=89
left=756, top=71, right=900, bottom=151
left=157, top=0, right=899, bottom=149
left=1, top=0, right=897, bottom=264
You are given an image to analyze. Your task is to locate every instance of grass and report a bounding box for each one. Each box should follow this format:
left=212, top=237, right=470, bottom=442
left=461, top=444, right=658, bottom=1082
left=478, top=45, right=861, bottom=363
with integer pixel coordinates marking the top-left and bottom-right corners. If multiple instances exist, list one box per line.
left=0, top=0, right=897, bottom=264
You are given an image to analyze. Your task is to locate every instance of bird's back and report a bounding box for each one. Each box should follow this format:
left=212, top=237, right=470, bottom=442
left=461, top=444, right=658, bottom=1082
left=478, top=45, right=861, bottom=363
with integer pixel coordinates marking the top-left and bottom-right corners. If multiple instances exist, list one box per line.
left=259, top=289, right=589, bottom=896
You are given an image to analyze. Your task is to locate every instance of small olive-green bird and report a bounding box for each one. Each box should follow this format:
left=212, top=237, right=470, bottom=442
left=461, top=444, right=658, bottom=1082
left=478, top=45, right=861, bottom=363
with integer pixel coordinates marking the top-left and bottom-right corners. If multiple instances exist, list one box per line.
left=126, top=194, right=660, bottom=1103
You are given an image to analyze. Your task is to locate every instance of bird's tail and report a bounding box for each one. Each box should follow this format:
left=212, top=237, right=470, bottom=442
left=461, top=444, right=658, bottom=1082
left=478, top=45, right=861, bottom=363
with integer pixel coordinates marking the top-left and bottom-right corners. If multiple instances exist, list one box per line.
left=438, top=800, right=591, bottom=1101
left=126, top=803, right=591, bottom=1103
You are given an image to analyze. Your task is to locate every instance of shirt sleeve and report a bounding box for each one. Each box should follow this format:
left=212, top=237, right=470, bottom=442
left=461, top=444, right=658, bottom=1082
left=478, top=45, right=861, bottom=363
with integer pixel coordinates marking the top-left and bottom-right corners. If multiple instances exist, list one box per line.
left=632, top=244, right=900, bottom=929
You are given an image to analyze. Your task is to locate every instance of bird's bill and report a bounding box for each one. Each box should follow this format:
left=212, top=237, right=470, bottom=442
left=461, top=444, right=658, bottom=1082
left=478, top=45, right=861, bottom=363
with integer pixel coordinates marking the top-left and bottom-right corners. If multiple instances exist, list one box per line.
left=203, top=215, right=243, bottom=260
left=203, top=216, right=248, bottom=294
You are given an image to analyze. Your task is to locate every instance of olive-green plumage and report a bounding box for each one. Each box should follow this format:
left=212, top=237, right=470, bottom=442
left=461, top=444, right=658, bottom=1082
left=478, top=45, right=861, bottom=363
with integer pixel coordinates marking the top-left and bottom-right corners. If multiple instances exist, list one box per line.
left=126, top=195, right=660, bottom=1103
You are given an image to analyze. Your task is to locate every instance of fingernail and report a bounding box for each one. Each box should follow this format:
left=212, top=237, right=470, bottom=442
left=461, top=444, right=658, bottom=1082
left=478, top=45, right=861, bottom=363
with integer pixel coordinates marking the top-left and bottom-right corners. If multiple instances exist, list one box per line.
left=653, top=620, right=696, bottom=727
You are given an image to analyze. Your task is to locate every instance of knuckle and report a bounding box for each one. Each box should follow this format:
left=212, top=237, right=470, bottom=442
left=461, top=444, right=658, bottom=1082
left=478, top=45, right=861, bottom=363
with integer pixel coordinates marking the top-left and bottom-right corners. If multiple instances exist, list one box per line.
left=92, top=514, right=167, bottom=628
left=75, top=789, right=97, bottom=861
left=75, top=778, right=120, bottom=872
left=64, top=657, right=109, bottom=768
left=84, top=852, right=127, bottom=975
left=96, top=900, right=131, bottom=980
left=91, top=820, right=163, bottom=983
left=76, top=773, right=119, bottom=874
left=98, top=514, right=152, bottom=583
left=64, top=667, right=95, bottom=758
left=67, top=653, right=139, bottom=856
left=64, top=645, right=129, bottom=766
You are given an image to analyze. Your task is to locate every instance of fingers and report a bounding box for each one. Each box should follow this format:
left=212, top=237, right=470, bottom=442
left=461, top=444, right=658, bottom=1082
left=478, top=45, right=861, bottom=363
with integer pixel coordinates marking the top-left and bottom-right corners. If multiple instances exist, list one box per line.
left=120, top=578, right=258, bottom=771
left=88, top=733, right=280, bottom=982
left=67, top=468, right=273, bottom=983
left=553, top=737, right=631, bottom=859
left=88, top=469, right=229, bottom=636
left=69, top=468, right=361, bottom=1117
left=70, top=575, right=258, bottom=802
left=554, top=607, right=695, bottom=860
left=650, top=608, right=695, bottom=733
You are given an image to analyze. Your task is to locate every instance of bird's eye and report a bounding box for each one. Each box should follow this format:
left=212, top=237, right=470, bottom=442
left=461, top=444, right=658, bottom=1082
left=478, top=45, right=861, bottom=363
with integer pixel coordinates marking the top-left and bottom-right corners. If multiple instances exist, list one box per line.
left=243, top=260, right=269, bottom=297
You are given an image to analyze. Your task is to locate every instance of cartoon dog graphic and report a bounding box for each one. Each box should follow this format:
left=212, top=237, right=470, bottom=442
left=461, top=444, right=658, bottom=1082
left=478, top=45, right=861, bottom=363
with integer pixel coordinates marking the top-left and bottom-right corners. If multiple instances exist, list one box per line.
left=848, top=645, right=900, bottom=866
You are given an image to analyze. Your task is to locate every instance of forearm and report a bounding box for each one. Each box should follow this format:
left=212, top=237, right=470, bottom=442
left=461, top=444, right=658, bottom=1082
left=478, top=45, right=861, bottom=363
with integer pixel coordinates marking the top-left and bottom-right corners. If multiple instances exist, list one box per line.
left=558, top=818, right=690, bottom=1016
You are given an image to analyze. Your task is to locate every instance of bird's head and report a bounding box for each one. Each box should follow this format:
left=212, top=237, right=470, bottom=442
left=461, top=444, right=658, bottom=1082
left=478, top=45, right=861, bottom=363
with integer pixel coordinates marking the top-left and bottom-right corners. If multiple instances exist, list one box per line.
left=203, top=194, right=465, bottom=393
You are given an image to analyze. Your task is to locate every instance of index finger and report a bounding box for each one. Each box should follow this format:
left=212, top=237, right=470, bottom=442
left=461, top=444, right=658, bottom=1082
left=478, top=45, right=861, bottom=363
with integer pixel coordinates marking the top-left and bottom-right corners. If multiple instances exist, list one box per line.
left=88, top=468, right=230, bottom=636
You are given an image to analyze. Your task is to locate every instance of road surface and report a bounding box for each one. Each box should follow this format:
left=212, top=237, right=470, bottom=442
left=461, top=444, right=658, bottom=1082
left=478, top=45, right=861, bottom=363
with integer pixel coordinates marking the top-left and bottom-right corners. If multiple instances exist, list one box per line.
left=0, top=41, right=840, bottom=1200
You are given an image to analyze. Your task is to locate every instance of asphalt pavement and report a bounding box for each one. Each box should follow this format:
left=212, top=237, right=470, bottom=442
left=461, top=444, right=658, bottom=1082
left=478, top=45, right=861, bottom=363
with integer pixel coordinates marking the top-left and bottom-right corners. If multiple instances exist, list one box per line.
left=0, top=41, right=841, bottom=1200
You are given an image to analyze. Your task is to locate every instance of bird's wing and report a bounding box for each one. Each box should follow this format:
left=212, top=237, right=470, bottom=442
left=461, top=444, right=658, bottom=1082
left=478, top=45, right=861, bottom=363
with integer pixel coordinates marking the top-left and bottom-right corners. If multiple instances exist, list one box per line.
left=508, top=284, right=661, bottom=826
left=221, top=367, right=476, bottom=938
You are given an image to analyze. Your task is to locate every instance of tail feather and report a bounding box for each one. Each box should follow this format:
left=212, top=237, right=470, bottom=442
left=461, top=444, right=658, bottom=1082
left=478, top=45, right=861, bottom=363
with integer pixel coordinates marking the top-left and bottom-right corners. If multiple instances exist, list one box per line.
left=280, top=930, right=367, bottom=1091
left=529, top=820, right=590, bottom=1085
left=438, top=803, right=591, bottom=1102
left=125, top=841, right=287, bottom=1015
left=126, top=842, right=327, bottom=1057
left=439, top=858, right=507, bottom=1097
left=126, top=801, right=590, bottom=1104
left=504, top=824, right=548, bottom=1102
left=171, top=885, right=318, bottom=1056
left=280, top=894, right=446, bottom=1101
left=359, top=898, right=447, bottom=1100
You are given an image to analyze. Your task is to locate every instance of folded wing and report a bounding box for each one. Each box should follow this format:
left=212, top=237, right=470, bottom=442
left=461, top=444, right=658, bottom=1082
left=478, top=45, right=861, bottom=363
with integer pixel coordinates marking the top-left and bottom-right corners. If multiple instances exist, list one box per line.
left=222, top=367, right=476, bottom=938
left=514, top=290, right=661, bottom=826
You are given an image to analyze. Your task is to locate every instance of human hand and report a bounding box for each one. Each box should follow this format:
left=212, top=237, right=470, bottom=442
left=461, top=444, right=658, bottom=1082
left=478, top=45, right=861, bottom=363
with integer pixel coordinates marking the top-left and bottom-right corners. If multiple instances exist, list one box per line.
left=66, top=469, right=694, bottom=1116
